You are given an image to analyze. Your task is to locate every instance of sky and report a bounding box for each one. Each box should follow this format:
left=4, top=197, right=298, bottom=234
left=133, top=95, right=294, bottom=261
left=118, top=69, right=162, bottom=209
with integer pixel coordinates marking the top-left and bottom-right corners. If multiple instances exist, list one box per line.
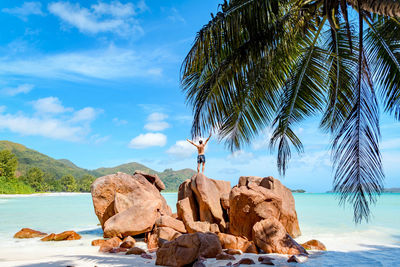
left=0, top=0, right=399, bottom=193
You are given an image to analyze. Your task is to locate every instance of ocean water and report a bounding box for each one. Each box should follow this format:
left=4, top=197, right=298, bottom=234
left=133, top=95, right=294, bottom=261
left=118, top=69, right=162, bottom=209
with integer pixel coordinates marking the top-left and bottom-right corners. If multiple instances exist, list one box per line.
left=0, top=192, right=399, bottom=266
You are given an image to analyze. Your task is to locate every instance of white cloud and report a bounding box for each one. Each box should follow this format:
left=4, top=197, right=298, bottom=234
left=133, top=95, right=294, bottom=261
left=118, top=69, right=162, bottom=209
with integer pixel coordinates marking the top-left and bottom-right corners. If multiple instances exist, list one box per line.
left=1, top=84, right=34, bottom=96
left=0, top=98, right=102, bottom=142
left=113, top=118, right=128, bottom=126
left=48, top=1, right=144, bottom=36
left=2, top=2, right=44, bottom=20
left=70, top=107, right=101, bottom=122
left=144, top=112, right=170, bottom=131
left=252, top=128, right=273, bottom=150
left=31, top=96, right=72, bottom=114
left=0, top=112, right=84, bottom=142
left=148, top=112, right=168, bottom=121
left=166, top=140, right=196, bottom=159
left=144, top=121, right=170, bottom=131
left=129, top=133, right=167, bottom=149
left=0, top=46, right=165, bottom=80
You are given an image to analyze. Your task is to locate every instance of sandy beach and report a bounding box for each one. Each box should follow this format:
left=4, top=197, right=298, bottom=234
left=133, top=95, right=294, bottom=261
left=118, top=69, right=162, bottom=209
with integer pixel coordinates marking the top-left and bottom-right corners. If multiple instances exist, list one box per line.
left=1, top=193, right=399, bottom=267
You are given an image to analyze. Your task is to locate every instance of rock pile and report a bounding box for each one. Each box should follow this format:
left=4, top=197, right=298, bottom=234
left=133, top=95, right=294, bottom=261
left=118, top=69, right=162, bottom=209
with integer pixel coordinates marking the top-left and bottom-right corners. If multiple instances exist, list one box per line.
left=90, top=171, right=324, bottom=266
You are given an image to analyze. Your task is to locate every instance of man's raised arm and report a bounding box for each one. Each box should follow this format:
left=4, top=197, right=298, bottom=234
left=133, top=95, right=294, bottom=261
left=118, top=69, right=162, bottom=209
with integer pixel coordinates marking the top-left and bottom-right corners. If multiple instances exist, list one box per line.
left=205, top=132, right=212, bottom=144
left=187, top=139, right=198, bottom=147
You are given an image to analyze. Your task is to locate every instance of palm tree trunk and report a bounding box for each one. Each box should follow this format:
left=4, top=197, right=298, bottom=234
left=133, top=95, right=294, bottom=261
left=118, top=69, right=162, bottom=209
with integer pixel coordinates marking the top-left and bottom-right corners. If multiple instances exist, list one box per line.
left=346, top=0, right=400, bottom=17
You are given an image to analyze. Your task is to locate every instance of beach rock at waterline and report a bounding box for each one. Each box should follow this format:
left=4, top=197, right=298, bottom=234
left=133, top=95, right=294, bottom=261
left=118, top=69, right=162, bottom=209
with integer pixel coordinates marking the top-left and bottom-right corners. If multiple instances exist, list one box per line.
left=40, top=231, right=81, bottom=241
left=301, top=239, right=326, bottom=251
left=216, top=252, right=236, bottom=260
left=155, top=232, right=222, bottom=267
left=218, top=233, right=257, bottom=254
left=14, top=228, right=47, bottom=238
left=225, top=249, right=242, bottom=255
left=109, top=247, right=128, bottom=253
left=190, top=173, right=230, bottom=230
left=91, top=172, right=171, bottom=229
left=229, top=176, right=301, bottom=240
left=134, top=170, right=165, bottom=191
left=155, top=215, right=187, bottom=233
left=235, top=258, right=255, bottom=265
left=287, top=254, right=308, bottom=263
left=258, top=256, right=275, bottom=265
left=126, top=247, right=146, bottom=255
left=252, top=218, right=307, bottom=255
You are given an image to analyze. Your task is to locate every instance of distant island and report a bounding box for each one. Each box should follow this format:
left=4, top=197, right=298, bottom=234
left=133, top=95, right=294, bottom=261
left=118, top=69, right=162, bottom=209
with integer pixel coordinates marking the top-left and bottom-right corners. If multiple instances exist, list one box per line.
left=0, top=140, right=196, bottom=194
left=327, top=188, right=400, bottom=193
left=291, top=189, right=306, bottom=193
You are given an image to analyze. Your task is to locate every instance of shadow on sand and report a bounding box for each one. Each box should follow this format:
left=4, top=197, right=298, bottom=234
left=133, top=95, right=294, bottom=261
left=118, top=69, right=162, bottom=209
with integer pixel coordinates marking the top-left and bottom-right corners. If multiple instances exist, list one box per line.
left=13, top=244, right=400, bottom=267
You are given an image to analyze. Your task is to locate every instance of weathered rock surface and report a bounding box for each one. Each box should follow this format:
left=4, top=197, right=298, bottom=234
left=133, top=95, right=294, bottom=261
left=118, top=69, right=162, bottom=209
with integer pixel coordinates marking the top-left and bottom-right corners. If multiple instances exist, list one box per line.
left=155, top=215, right=187, bottom=233
left=91, top=239, right=107, bottom=246
left=14, top=228, right=47, bottom=238
left=91, top=172, right=171, bottom=230
left=190, top=173, right=230, bottom=230
left=114, top=192, right=134, bottom=214
left=120, top=236, right=136, bottom=248
left=104, top=198, right=162, bottom=238
left=98, top=236, right=122, bottom=252
left=40, top=231, right=81, bottom=241
left=301, top=239, right=326, bottom=251
left=156, top=226, right=182, bottom=241
left=218, top=233, right=257, bottom=253
left=252, top=218, right=307, bottom=255
left=229, top=176, right=300, bottom=239
left=134, top=170, right=165, bottom=191
left=155, top=232, right=222, bottom=267
left=177, top=180, right=199, bottom=221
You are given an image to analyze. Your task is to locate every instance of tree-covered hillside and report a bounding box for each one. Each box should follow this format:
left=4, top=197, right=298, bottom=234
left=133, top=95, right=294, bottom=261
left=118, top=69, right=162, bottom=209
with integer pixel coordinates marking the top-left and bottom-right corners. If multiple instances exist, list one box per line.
left=0, top=140, right=195, bottom=193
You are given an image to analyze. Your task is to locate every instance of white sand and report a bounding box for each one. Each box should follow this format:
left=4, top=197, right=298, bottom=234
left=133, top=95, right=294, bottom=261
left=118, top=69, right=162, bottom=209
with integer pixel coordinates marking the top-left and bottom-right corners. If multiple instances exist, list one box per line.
left=1, top=230, right=399, bottom=267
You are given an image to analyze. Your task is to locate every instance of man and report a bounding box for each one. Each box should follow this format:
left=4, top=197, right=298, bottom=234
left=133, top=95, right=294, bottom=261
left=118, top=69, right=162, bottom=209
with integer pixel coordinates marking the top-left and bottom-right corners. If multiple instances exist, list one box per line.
left=187, top=133, right=212, bottom=173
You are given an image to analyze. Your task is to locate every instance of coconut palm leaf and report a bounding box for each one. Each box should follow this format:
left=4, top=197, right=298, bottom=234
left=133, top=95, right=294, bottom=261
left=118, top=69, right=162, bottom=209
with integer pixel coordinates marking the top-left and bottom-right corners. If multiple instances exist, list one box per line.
left=365, top=17, right=400, bottom=120
left=332, top=13, right=384, bottom=223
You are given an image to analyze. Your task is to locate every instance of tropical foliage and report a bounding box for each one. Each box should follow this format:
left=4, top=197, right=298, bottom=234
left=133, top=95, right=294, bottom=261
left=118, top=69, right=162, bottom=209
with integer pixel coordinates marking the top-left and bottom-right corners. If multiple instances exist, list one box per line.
left=0, top=141, right=196, bottom=193
left=181, top=0, right=400, bottom=222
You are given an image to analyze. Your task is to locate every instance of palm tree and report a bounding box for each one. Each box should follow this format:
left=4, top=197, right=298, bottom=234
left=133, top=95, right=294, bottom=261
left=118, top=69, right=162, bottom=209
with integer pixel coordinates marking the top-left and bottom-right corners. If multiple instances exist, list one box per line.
left=181, top=0, right=400, bottom=223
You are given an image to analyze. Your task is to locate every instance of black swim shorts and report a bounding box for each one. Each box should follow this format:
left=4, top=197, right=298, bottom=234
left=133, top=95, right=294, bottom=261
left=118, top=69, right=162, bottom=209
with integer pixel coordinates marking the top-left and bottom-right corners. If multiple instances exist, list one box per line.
left=197, top=155, right=206, bottom=164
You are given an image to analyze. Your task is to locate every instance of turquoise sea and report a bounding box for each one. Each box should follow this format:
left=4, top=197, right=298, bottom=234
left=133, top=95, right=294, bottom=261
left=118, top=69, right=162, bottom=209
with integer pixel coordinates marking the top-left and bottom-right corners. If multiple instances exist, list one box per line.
left=0, top=192, right=399, bottom=266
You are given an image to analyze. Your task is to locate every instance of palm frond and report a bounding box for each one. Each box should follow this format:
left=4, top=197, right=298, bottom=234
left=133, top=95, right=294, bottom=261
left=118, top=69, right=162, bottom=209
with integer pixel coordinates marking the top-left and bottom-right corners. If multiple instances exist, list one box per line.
left=332, top=12, right=384, bottom=223
left=365, top=17, right=400, bottom=120
left=270, top=19, right=328, bottom=175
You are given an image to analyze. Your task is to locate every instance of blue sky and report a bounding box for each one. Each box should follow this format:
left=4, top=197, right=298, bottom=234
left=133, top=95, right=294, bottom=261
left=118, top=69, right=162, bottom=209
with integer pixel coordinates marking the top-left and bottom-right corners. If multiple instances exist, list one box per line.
left=0, top=0, right=399, bottom=192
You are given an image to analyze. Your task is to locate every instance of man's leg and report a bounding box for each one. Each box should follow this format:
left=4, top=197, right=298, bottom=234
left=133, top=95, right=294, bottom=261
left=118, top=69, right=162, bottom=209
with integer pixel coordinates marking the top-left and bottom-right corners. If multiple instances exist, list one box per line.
left=202, top=162, right=205, bottom=173
left=197, top=163, right=200, bottom=173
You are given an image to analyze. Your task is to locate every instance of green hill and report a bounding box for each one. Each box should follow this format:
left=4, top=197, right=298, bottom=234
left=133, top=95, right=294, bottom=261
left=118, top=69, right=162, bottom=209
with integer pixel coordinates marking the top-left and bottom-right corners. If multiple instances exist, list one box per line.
left=0, top=140, right=196, bottom=192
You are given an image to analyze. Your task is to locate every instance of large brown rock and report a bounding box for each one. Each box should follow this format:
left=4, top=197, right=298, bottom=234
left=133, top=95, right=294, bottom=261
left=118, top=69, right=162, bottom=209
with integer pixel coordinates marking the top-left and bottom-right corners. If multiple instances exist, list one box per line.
left=134, top=170, right=165, bottom=191
left=114, top=192, right=133, bottom=214
left=14, top=228, right=47, bottom=238
left=156, top=227, right=182, bottom=241
left=178, top=179, right=199, bottom=222
left=40, top=231, right=81, bottom=241
left=103, top=198, right=162, bottom=238
left=91, top=172, right=171, bottom=234
left=252, top=218, right=307, bottom=255
left=301, top=239, right=326, bottom=251
left=229, top=176, right=300, bottom=239
left=156, top=232, right=222, bottom=267
left=217, top=233, right=258, bottom=254
left=177, top=197, right=198, bottom=232
left=155, top=215, right=187, bottom=233
left=190, top=173, right=230, bottom=230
